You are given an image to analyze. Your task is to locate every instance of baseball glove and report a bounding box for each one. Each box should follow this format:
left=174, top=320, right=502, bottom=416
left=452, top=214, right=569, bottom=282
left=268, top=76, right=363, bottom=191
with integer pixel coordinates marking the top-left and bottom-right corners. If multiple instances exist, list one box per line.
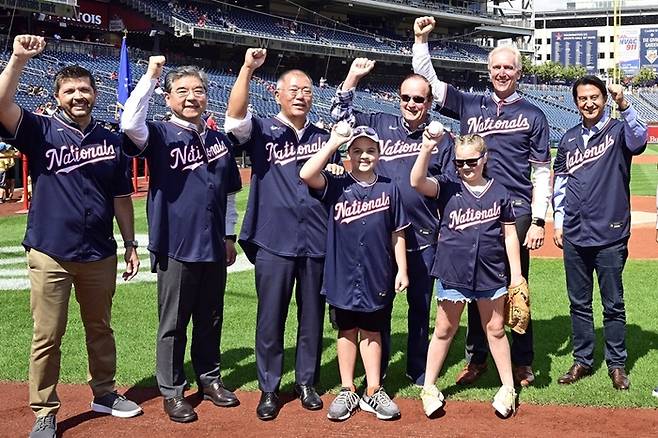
left=504, top=279, right=530, bottom=335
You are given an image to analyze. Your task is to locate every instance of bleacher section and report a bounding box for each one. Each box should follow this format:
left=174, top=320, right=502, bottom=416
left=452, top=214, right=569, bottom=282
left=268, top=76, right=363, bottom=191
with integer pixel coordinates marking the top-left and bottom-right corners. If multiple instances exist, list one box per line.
left=125, top=0, right=490, bottom=63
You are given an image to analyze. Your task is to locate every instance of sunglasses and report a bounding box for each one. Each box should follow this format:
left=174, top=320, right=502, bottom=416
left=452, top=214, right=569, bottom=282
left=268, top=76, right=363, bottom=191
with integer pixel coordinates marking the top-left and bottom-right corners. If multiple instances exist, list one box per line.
left=400, top=94, right=427, bottom=104
left=453, top=153, right=485, bottom=168
left=352, top=126, right=377, bottom=136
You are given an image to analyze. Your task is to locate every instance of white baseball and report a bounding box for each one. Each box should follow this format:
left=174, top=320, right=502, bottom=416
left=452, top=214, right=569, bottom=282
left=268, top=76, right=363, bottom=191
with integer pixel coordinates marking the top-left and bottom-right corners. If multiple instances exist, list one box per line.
left=427, top=121, right=444, bottom=137
left=335, top=121, right=352, bottom=137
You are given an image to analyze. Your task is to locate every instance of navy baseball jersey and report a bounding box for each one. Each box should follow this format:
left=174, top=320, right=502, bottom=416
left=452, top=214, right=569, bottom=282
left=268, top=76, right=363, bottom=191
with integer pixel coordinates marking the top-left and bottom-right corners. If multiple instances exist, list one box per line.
left=0, top=109, right=132, bottom=262
left=351, top=111, right=455, bottom=250
left=314, top=172, right=410, bottom=312
left=123, top=120, right=241, bottom=263
left=431, top=175, right=515, bottom=291
left=439, top=87, right=550, bottom=216
left=553, top=117, right=645, bottom=247
left=237, top=116, right=340, bottom=261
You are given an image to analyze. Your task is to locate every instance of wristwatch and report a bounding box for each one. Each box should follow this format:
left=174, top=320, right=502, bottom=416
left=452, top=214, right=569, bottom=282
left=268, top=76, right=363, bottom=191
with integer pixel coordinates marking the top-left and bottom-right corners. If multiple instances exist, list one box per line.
left=531, top=218, right=545, bottom=228
left=225, top=235, right=237, bottom=242
left=123, top=240, right=139, bottom=248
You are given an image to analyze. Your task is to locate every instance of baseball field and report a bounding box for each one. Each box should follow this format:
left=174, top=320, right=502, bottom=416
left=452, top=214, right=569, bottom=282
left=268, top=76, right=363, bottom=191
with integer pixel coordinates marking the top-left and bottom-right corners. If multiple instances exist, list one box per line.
left=0, top=152, right=657, bottom=436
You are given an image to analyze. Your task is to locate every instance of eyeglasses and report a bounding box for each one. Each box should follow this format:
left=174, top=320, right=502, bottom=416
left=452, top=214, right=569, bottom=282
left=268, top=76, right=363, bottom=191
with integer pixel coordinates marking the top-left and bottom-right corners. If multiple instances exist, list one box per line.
left=400, top=94, right=427, bottom=104
left=453, top=154, right=485, bottom=168
left=172, top=87, right=206, bottom=98
left=280, top=87, right=313, bottom=97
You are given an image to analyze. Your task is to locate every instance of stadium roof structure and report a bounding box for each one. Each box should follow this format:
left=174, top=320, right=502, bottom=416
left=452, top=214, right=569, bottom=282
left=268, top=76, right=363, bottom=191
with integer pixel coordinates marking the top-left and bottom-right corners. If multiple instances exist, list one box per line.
left=0, top=0, right=77, bottom=18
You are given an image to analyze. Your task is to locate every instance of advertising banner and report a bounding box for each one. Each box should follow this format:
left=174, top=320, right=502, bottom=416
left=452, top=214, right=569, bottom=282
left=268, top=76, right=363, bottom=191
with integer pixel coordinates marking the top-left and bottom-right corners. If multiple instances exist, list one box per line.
left=551, top=30, right=598, bottom=73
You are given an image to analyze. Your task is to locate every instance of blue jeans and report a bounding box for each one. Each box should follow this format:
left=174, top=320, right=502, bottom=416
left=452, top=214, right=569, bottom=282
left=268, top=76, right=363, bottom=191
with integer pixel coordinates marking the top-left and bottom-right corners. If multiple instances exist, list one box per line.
left=563, top=237, right=628, bottom=370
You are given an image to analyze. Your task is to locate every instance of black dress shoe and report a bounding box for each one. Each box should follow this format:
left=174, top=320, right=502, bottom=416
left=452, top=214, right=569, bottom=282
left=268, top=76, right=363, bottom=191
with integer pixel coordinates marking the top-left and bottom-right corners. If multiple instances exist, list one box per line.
left=294, top=384, right=323, bottom=410
left=201, top=381, right=240, bottom=407
left=163, top=396, right=198, bottom=423
left=256, top=391, right=279, bottom=421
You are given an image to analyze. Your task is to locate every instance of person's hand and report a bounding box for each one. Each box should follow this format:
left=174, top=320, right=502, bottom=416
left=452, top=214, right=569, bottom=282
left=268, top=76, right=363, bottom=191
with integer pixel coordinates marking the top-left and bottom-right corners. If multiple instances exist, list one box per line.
left=607, top=83, right=629, bottom=110
left=524, top=224, right=545, bottom=250
left=347, top=57, right=375, bottom=80
left=328, top=121, right=353, bottom=148
left=553, top=227, right=564, bottom=249
left=324, top=163, right=344, bottom=176
left=421, top=123, right=443, bottom=152
left=414, top=16, right=436, bottom=43
left=225, top=240, right=237, bottom=266
left=147, top=56, right=166, bottom=79
left=244, top=48, right=267, bottom=70
left=12, top=35, right=46, bottom=61
left=395, top=270, right=409, bottom=293
left=122, top=247, right=140, bottom=281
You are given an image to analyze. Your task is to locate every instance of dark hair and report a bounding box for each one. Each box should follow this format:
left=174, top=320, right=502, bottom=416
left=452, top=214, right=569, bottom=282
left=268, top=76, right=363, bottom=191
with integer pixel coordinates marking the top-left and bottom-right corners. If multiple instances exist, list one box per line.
left=164, top=65, right=208, bottom=93
left=53, top=65, right=96, bottom=95
left=399, top=73, right=433, bottom=101
left=572, top=75, right=607, bottom=103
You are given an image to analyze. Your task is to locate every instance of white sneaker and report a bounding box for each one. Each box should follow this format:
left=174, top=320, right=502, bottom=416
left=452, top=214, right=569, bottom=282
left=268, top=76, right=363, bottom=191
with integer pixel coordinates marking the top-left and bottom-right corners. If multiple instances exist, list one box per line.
left=492, top=385, right=516, bottom=418
left=652, top=386, right=658, bottom=398
left=420, top=384, right=445, bottom=417
left=359, top=387, right=400, bottom=420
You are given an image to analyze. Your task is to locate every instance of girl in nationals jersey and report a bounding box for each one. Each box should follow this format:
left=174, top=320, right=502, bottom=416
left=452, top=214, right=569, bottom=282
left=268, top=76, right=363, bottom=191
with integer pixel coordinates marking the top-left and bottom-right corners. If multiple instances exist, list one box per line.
left=410, top=133, right=524, bottom=418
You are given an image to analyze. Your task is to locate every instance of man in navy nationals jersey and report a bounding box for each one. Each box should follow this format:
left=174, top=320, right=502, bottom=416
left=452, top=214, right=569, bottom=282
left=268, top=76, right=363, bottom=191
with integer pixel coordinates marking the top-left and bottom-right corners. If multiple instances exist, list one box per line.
left=300, top=126, right=409, bottom=421
left=121, top=56, right=242, bottom=423
left=225, top=48, right=339, bottom=420
left=0, top=35, right=142, bottom=438
left=330, top=58, right=455, bottom=385
left=553, top=76, right=647, bottom=391
left=413, top=16, right=552, bottom=386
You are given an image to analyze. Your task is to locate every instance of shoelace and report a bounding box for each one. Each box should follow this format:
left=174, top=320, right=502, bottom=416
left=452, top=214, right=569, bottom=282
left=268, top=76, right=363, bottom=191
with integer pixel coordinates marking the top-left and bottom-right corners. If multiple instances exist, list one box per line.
left=335, top=390, right=359, bottom=409
left=33, top=417, right=55, bottom=432
left=371, top=389, right=392, bottom=407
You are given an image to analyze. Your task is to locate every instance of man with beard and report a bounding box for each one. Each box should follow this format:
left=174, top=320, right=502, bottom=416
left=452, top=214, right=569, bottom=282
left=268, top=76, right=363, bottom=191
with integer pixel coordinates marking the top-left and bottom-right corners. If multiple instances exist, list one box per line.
left=0, top=35, right=142, bottom=438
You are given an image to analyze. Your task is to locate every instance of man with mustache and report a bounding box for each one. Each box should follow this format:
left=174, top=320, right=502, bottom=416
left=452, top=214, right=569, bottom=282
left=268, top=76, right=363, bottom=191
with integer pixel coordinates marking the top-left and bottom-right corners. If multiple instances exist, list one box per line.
left=0, top=35, right=142, bottom=438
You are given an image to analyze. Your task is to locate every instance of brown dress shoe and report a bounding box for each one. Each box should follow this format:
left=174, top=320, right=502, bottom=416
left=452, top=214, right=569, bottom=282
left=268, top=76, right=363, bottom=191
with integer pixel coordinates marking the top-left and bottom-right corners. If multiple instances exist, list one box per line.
left=455, top=362, right=487, bottom=385
left=513, top=365, right=535, bottom=387
left=609, top=368, right=630, bottom=390
left=558, top=363, right=593, bottom=385
left=163, top=396, right=197, bottom=423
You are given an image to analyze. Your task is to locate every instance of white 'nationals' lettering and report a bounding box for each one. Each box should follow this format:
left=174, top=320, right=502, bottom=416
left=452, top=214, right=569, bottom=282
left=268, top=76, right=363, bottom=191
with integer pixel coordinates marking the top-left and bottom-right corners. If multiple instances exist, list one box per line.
left=46, top=140, right=116, bottom=174
left=448, top=202, right=501, bottom=230
left=334, top=192, right=390, bottom=224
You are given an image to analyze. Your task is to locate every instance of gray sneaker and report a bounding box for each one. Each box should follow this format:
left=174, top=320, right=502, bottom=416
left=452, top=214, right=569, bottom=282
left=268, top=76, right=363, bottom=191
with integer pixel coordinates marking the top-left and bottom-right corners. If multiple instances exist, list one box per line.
left=91, top=391, right=143, bottom=418
left=327, top=388, right=360, bottom=421
left=359, top=387, right=400, bottom=420
left=29, top=414, right=56, bottom=438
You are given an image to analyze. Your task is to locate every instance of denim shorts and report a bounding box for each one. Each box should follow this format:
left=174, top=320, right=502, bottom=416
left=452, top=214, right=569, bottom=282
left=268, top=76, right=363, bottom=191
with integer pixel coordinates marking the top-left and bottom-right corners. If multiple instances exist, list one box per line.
left=435, top=280, right=507, bottom=303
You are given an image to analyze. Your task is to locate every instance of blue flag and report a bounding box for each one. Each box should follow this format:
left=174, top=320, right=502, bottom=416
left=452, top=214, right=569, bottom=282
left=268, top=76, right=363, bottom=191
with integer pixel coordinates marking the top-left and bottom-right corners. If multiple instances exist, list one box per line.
left=116, top=35, right=131, bottom=120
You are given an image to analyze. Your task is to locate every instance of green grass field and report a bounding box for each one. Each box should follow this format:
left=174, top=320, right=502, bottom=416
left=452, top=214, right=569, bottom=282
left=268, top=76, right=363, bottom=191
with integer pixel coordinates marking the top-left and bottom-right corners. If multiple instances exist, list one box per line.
left=0, top=187, right=657, bottom=409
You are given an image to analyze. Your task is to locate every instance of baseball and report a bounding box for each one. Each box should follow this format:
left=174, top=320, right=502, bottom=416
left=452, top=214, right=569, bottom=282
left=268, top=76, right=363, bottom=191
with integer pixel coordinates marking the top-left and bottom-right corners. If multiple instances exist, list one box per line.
left=427, top=121, right=444, bottom=137
left=335, top=121, right=352, bottom=137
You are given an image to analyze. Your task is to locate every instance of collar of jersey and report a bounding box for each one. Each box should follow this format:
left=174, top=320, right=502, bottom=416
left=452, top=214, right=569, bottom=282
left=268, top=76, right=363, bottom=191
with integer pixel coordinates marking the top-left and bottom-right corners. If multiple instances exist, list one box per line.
left=462, top=177, right=494, bottom=199
left=274, top=112, right=310, bottom=138
left=348, top=172, right=378, bottom=187
left=54, top=110, right=97, bottom=136
left=400, top=116, right=427, bottom=134
left=491, top=91, right=521, bottom=105
left=581, top=107, right=610, bottom=134
left=169, top=113, right=207, bottom=136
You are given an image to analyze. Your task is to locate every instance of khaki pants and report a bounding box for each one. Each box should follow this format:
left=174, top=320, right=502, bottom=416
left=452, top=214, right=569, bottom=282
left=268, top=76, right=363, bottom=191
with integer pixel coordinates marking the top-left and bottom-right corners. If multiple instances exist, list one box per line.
left=27, top=249, right=118, bottom=417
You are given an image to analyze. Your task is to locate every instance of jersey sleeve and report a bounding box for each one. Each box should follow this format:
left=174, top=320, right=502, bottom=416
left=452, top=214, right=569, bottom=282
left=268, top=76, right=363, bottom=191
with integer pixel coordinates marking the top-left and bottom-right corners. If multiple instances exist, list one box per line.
left=0, top=108, right=45, bottom=156
left=122, top=121, right=159, bottom=158
left=113, top=144, right=134, bottom=197
left=552, top=138, right=568, bottom=175
left=225, top=146, right=243, bottom=195
left=391, top=183, right=411, bottom=232
left=429, top=133, right=456, bottom=178
left=309, top=171, right=342, bottom=204
left=500, top=190, right=516, bottom=224
left=440, top=85, right=468, bottom=120
left=529, top=111, right=551, bottom=163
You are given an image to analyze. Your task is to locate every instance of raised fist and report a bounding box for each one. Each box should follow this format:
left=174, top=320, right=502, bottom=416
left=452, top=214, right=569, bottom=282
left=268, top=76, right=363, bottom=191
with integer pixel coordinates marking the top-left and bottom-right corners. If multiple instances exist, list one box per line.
left=348, top=58, right=375, bottom=79
left=12, top=35, right=46, bottom=60
left=607, top=83, right=627, bottom=109
left=244, top=48, right=267, bottom=70
left=414, top=16, right=436, bottom=40
left=147, top=56, right=166, bottom=79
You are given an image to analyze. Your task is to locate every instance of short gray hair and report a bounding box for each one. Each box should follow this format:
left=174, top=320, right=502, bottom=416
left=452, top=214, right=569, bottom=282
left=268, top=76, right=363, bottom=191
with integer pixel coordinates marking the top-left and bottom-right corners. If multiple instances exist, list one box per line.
left=488, top=45, right=522, bottom=71
left=164, top=65, right=209, bottom=93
